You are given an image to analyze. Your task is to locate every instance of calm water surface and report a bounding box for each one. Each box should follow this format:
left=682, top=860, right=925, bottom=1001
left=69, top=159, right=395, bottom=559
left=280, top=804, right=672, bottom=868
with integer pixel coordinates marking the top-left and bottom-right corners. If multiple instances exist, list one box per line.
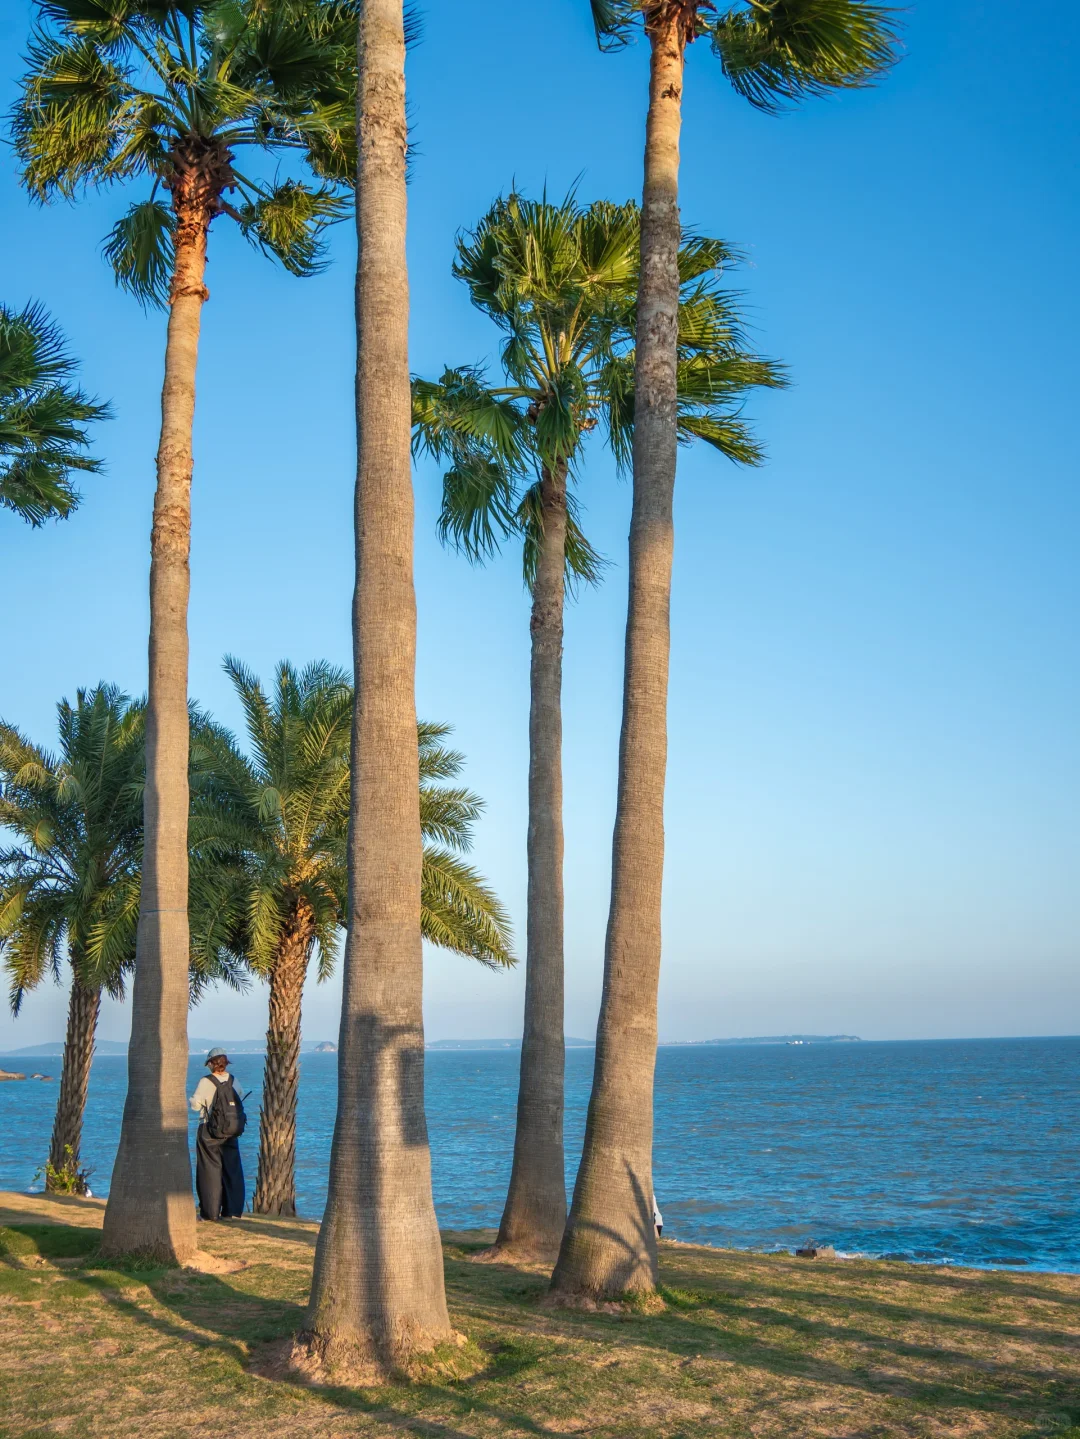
left=1, top=1036, right=1075, bottom=1271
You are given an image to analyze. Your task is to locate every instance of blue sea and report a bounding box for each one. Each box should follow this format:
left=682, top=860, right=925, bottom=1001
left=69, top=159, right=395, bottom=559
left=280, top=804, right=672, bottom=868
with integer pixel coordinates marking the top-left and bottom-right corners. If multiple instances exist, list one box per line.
left=1, top=1036, right=1076, bottom=1271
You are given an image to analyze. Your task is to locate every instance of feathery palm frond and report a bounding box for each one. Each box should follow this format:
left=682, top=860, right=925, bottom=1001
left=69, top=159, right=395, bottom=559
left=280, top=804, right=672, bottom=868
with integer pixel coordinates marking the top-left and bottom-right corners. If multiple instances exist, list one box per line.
left=0, top=690, right=250, bottom=1012
left=0, top=686, right=142, bottom=1010
left=0, top=301, right=110, bottom=524
left=191, top=659, right=513, bottom=985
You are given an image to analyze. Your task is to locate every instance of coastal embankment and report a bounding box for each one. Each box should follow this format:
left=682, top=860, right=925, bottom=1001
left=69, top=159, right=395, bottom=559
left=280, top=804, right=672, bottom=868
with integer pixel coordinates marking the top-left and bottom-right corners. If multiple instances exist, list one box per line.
left=2, top=1191, right=1079, bottom=1437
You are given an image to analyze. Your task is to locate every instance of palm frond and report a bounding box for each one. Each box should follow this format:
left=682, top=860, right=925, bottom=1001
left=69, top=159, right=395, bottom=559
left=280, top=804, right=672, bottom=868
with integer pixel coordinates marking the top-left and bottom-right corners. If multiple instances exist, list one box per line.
left=518, top=481, right=607, bottom=593
left=236, top=179, right=348, bottom=276
left=421, top=846, right=514, bottom=969
left=589, top=0, right=639, bottom=49
left=191, top=658, right=509, bottom=991
left=711, top=0, right=901, bottom=112
left=102, top=197, right=175, bottom=307
left=0, top=685, right=143, bottom=1011
left=11, top=30, right=147, bottom=201
left=0, top=301, right=110, bottom=525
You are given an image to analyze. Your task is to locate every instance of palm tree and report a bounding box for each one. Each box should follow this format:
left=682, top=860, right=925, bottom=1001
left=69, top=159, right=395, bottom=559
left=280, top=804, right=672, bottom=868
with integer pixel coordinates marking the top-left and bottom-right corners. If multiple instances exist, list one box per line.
left=190, top=657, right=512, bottom=1218
left=0, top=687, right=142, bottom=1193
left=548, top=0, right=901, bottom=1299
left=12, top=0, right=356, bottom=1262
left=414, top=191, right=782, bottom=1262
left=300, top=0, right=455, bottom=1374
left=0, top=301, right=109, bottom=526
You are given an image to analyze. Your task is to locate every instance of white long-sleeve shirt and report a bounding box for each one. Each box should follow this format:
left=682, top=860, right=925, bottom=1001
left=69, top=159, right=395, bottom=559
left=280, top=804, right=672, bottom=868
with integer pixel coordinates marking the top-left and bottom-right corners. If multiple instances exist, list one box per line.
left=190, top=1071, right=232, bottom=1122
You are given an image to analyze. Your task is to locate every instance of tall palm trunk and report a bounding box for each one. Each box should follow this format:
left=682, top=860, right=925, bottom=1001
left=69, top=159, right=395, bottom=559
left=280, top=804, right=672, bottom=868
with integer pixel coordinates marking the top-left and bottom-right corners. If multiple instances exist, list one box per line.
left=302, top=0, right=451, bottom=1372
left=102, top=139, right=225, bottom=1262
left=253, top=906, right=314, bottom=1217
left=551, top=10, right=686, bottom=1299
left=46, top=968, right=100, bottom=1192
left=493, top=462, right=568, bottom=1261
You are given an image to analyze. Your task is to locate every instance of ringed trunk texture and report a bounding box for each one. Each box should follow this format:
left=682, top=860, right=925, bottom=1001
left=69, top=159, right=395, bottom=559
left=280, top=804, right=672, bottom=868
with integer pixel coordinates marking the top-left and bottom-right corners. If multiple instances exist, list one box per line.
left=102, top=149, right=220, bottom=1262
left=252, top=910, right=314, bottom=1217
left=493, top=462, right=568, bottom=1262
left=46, top=971, right=100, bottom=1191
left=302, top=0, right=451, bottom=1374
left=551, top=11, right=685, bottom=1300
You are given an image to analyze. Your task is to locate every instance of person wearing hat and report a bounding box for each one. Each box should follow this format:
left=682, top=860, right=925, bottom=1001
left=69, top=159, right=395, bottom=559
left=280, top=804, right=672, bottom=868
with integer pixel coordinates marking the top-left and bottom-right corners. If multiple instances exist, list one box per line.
left=189, top=1048, right=246, bottom=1220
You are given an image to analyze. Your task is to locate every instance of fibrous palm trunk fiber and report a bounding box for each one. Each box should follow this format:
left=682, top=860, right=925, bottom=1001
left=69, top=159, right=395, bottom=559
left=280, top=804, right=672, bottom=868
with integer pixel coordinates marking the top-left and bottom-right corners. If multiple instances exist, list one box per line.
left=253, top=912, right=313, bottom=1217
left=46, top=973, right=100, bottom=1191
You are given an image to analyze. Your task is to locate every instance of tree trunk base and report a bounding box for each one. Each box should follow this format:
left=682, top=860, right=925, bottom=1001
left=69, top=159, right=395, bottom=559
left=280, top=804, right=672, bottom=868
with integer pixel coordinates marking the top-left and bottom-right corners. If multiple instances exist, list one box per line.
left=470, top=1240, right=560, bottom=1270
left=271, top=1326, right=474, bottom=1387
left=251, top=1196, right=297, bottom=1218
left=540, top=1288, right=667, bottom=1315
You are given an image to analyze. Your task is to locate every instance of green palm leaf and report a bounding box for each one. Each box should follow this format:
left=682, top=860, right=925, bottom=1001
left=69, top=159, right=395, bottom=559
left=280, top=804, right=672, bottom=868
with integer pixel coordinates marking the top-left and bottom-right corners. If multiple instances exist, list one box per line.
left=102, top=198, right=175, bottom=307
left=190, top=659, right=514, bottom=985
left=0, top=302, right=110, bottom=525
left=12, top=0, right=357, bottom=293
left=710, top=0, right=901, bottom=112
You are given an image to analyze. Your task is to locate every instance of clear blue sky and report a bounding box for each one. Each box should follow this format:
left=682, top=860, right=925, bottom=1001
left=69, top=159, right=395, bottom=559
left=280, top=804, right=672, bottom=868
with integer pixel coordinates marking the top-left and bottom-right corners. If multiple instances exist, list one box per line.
left=1, top=1, right=1077, bottom=1050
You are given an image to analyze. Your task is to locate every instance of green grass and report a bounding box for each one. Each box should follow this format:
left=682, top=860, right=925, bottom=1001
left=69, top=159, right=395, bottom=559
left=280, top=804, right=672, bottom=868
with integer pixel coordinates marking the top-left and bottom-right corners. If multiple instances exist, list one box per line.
left=1, top=1193, right=1079, bottom=1438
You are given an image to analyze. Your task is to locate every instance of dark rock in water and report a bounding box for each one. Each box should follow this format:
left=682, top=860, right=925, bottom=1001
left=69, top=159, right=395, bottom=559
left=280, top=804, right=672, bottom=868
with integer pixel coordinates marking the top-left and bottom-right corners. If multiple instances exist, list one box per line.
left=0, top=1069, right=26, bottom=1081
left=795, top=1244, right=836, bottom=1259
left=313, top=1042, right=336, bottom=1053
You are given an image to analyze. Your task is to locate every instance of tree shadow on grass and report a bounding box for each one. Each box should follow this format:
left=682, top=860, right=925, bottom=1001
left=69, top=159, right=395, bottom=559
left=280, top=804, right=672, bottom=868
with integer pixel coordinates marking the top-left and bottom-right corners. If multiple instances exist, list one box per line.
left=23, top=1221, right=1080, bottom=1438
left=228, top=1215, right=320, bottom=1248
left=657, top=1262, right=1080, bottom=1352
left=77, top=1256, right=569, bottom=1438
left=678, top=1249, right=1080, bottom=1309
left=547, top=1288, right=1080, bottom=1426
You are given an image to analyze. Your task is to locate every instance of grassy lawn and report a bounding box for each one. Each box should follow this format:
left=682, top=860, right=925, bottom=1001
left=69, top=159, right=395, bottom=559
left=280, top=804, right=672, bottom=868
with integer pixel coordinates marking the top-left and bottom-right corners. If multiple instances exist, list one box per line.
left=2, top=1192, right=1079, bottom=1438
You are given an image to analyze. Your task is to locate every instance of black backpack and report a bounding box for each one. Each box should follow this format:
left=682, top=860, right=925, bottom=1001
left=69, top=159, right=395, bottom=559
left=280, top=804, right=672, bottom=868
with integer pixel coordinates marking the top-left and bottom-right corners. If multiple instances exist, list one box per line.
left=206, top=1074, right=247, bottom=1141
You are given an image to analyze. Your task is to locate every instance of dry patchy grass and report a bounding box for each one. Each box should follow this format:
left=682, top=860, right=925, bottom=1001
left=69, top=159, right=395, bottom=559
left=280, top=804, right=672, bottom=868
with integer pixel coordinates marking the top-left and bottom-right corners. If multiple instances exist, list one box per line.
left=1, top=1191, right=1079, bottom=1438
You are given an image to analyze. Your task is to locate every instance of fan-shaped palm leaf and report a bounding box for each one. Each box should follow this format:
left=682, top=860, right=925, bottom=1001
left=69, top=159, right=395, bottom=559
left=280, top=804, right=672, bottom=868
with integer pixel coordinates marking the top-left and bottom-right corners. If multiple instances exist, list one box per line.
left=0, top=302, right=109, bottom=524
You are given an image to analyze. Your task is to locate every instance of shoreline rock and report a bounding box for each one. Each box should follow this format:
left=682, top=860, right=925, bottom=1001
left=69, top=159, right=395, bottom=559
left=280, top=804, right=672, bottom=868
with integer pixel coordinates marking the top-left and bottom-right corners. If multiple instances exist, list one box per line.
left=795, top=1244, right=837, bottom=1259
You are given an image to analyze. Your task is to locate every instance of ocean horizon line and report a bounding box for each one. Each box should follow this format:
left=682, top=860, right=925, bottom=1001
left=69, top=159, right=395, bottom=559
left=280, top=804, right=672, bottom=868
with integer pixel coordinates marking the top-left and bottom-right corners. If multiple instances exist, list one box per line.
left=5, top=1032, right=1080, bottom=1059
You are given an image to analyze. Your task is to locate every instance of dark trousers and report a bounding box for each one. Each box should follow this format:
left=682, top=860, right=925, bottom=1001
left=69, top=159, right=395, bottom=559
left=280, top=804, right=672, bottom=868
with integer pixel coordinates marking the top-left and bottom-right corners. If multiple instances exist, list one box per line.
left=195, top=1124, right=245, bottom=1219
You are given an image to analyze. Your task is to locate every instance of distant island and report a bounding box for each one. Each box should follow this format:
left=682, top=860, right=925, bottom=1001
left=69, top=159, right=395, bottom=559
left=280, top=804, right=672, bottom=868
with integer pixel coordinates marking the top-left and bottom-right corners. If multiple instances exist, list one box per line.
left=2, top=1033, right=860, bottom=1058
left=425, top=1037, right=597, bottom=1051
left=664, top=1035, right=861, bottom=1047
left=424, top=1035, right=861, bottom=1051
left=1, top=1037, right=340, bottom=1058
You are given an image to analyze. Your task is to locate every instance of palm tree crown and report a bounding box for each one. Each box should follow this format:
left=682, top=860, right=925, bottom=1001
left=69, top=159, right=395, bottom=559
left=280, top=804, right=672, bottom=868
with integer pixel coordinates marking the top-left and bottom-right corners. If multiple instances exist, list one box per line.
left=0, top=302, right=110, bottom=526
left=0, top=685, right=147, bottom=1191
left=0, top=685, right=143, bottom=1007
left=191, top=658, right=513, bottom=975
left=12, top=0, right=357, bottom=305
left=591, top=0, right=899, bottom=107
left=413, top=192, right=784, bottom=582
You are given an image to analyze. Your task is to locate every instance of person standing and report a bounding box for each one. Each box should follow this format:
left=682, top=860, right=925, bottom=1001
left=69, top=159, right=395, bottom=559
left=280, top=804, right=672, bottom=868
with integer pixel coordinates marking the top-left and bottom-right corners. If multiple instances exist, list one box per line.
left=190, top=1048, right=246, bottom=1220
